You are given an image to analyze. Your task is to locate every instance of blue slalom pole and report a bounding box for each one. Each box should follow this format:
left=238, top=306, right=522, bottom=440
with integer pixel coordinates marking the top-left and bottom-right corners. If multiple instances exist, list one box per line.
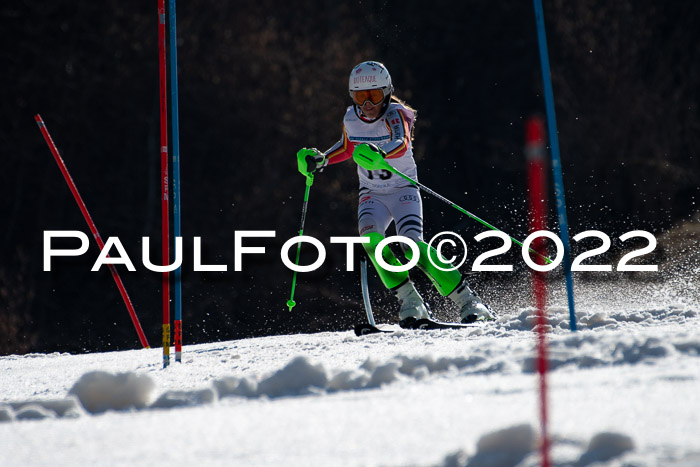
left=168, top=0, right=184, bottom=358
left=533, top=0, right=577, bottom=331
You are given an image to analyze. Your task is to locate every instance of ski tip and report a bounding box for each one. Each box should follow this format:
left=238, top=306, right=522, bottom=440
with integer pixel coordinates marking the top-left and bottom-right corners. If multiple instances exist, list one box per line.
left=354, top=323, right=392, bottom=336
left=408, top=318, right=480, bottom=330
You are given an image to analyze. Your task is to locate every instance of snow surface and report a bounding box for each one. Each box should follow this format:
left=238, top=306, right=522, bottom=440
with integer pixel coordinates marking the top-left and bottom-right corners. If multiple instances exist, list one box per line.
left=1, top=278, right=700, bottom=466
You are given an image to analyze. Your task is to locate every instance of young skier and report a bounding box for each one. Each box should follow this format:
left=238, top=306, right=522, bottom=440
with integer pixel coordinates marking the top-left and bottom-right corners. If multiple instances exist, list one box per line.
left=297, top=60, right=494, bottom=326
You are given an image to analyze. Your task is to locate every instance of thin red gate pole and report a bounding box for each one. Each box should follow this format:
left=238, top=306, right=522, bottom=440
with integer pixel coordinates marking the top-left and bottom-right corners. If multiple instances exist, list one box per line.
left=34, top=114, right=150, bottom=349
left=157, top=0, right=171, bottom=368
left=526, top=115, right=550, bottom=467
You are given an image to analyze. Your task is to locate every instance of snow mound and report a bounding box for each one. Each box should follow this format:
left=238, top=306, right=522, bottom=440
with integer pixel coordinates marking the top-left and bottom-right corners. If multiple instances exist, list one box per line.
left=0, top=405, right=14, bottom=422
left=68, top=371, right=155, bottom=414
left=1, top=355, right=448, bottom=422
left=439, top=424, right=637, bottom=467
left=363, top=360, right=401, bottom=388
left=0, top=397, right=83, bottom=422
left=256, top=355, right=328, bottom=398
left=212, top=375, right=258, bottom=398
left=469, top=423, right=536, bottom=467
left=576, top=432, right=635, bottom=466
left=211, top=356, right=331, bottom=399
left=14, top=404, right=56, bottom=421
left=151, top=388, right=217, bottom=409
left=502, top=304, right=697, bottom=333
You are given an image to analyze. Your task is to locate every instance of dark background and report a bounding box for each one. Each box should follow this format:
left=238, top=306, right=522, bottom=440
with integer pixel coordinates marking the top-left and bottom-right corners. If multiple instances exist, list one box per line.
left=1, top=1, right=698, bottom=355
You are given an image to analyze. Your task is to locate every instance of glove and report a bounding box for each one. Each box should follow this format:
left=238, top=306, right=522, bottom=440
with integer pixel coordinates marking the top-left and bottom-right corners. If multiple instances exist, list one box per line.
left=352, top=143, right=388, bottom=171
left=365, top=143, right=387, bottom=158
left=296, top=148, right=326, bottom=176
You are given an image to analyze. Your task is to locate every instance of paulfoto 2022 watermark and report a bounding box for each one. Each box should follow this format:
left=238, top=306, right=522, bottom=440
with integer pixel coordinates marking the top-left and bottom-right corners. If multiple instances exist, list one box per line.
left=43, top=229, right=658, bottom=273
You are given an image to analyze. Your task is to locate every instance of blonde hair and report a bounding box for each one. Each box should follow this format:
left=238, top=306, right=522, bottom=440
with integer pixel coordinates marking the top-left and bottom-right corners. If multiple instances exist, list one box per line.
left=390, top=95, right=417, bottom=140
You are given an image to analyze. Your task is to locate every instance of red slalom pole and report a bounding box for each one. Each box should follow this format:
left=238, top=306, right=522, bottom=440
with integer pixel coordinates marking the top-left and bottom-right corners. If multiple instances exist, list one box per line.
left=157, top=0, right=171, bottom=368
left=34, top=115, right=150, bottom=349
left=526, top=115, right=550, bottom=467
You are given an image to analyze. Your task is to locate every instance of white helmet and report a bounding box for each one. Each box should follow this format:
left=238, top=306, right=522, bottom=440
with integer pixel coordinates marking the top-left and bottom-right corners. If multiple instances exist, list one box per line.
left=348, top=61, right=393, bottom=103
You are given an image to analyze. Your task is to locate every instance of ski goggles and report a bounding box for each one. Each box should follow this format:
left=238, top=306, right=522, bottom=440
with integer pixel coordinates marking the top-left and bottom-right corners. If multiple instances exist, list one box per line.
left=351, top=88, right=387, bottom=106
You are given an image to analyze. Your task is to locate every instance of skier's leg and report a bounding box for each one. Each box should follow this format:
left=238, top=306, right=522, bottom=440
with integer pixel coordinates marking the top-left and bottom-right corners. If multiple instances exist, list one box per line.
left=358, top=192, right=404, bottom=287
left=448, top=279, right=495, bottom=323
left=403, top=240, right=461, bottom=295
left=358, top=192, right=428, bottom=322
left=389, top=187, right=494, bottom=323
left=388, top=187, right=456, bottom=292
left=403, top=241, right=494, bottom=322
left=360, top=231, right=407, bottom=289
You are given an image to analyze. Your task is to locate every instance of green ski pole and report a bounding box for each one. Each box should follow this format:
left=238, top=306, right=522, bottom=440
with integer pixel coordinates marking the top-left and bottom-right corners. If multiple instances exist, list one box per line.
left=287, top=173, right=314, bottom=311
left=353, top=144, right=553, bottom=264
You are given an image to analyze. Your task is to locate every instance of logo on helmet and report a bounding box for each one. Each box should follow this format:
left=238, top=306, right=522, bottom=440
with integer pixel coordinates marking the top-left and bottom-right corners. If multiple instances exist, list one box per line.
left=353, top=76, right=378, bottom=85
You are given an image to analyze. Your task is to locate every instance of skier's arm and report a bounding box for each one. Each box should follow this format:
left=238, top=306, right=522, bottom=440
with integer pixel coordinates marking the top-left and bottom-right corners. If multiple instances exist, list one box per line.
left=382, top=108, right=413, bottom=159
left=324, top=126, right=355, bottom=165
